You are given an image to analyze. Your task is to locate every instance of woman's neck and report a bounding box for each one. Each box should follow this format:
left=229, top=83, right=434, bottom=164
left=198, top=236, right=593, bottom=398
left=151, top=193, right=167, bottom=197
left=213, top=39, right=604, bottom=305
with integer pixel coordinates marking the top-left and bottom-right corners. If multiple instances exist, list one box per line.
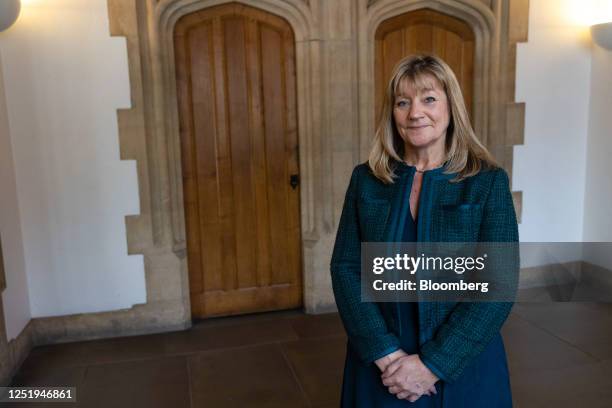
left=403, top=147, right=446, bottom=171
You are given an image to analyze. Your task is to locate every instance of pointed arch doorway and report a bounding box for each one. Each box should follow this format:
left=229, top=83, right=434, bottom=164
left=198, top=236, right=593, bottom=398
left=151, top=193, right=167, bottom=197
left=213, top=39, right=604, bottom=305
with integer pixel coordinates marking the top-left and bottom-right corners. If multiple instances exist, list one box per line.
left=174, top=3, right=303, bottom=318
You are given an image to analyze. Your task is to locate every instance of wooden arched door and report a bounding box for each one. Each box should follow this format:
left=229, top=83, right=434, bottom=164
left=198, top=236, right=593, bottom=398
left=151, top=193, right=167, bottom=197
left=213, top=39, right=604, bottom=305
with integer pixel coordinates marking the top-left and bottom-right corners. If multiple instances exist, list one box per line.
left=174, top=4, right=302, bottom=318
left=375, top=8, right=475, bottom=122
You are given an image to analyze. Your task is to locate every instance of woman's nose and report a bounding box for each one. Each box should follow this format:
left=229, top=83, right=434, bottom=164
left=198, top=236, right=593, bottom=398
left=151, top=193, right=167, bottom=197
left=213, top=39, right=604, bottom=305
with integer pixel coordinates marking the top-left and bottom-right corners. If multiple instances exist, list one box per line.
left=408, top=102, right=424, bottom=120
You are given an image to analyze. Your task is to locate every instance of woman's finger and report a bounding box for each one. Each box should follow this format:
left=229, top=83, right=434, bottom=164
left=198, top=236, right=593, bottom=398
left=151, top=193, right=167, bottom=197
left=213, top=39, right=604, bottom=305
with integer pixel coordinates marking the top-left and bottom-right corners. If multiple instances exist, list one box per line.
left=388, top=385, right=402, bottom=395
left=381, top=359, right=402, bottom=379
left=397, top=391, right=413, bottom=399
left=382, top=370, right=406, bottom=387
left=408, top=394, right=420, bottom=403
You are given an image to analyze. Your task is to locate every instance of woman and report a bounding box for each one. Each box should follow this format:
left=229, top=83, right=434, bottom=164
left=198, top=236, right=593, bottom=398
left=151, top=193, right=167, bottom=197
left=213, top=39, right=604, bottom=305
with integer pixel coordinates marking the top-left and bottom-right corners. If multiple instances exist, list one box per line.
left=330, top=54, right=519, bottom=407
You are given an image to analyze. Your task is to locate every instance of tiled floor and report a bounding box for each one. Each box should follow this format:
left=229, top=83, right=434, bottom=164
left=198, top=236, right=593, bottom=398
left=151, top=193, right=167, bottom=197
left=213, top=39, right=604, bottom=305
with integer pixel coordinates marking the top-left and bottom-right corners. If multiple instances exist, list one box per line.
left=5, top=303, right=612, bottom=407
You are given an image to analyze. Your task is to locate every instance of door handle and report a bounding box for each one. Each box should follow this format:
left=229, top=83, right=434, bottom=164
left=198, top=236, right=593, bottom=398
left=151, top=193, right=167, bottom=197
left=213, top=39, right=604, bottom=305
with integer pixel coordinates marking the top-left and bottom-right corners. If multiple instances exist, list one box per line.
left=290, top=174, right=299, bottom=189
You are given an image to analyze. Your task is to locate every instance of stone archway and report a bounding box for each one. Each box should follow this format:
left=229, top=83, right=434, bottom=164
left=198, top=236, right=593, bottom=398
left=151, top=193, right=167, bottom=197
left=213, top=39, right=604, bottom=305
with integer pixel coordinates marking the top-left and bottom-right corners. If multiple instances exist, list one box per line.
left=103, top=0, right=323, bottom=335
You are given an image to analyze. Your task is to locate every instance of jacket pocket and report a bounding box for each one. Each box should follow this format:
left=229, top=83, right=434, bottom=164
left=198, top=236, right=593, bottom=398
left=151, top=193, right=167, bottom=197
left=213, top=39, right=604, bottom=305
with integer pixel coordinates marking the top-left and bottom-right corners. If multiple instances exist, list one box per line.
left=435, top=204, right=483, bottom=242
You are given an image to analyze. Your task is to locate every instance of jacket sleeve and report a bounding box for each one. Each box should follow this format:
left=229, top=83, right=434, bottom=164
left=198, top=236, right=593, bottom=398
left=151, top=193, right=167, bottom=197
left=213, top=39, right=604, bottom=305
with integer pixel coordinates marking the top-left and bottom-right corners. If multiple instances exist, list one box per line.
left=330, top=165, right=400, bottom=364
left=419, top=168, right=519, bottom=383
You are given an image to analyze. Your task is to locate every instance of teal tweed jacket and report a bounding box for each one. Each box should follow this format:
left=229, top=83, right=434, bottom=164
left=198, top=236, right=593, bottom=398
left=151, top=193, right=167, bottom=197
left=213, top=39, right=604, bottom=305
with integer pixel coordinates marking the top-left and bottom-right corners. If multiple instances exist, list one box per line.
left=330, top=160, right=519, bottom=383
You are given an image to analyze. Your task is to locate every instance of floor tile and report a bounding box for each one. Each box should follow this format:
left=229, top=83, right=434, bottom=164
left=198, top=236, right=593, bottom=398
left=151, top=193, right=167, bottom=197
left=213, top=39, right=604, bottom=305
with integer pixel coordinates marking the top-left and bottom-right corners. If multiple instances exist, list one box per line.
left=311, top=403, right=341, bottom=408
left=78, top=356, right=190, bottom=408
left=19, top=334, right=166, bottom=371
left=502, top=313, right=596, bottom=372
left=10, top=364, right=86, bottom=388
left=161, top=318, right=299, bottom=355
left=583, top=302, right=612, bottom=319
left=289, top=312, right=346, bottom=339
left=281, top=336, right=346, bottom=405
left=511, top=358, right=612, bottom=408
left=517, top=282, right=612, bottom=302
left=512, top=302, right=612, bottom=359
left=188, top=343, right=308, bottom=408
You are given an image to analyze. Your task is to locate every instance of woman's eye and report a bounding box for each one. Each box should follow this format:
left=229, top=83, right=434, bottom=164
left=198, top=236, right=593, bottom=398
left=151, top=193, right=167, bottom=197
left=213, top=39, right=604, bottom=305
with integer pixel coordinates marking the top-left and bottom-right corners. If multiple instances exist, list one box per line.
left=396, top=100, right=409, bottom=108
left=424, top=96, right=436, bottom=103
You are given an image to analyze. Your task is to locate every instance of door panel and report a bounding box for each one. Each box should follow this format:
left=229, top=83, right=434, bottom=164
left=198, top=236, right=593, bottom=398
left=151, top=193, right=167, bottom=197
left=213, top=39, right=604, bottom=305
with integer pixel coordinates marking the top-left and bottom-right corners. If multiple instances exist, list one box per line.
left=174, top=4, right=302, bottom=318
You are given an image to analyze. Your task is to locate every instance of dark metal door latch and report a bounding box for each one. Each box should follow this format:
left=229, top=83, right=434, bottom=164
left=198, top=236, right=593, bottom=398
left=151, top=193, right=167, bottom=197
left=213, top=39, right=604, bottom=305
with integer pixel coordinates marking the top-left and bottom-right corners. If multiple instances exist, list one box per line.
left=290, top=174, right=299, bottom=189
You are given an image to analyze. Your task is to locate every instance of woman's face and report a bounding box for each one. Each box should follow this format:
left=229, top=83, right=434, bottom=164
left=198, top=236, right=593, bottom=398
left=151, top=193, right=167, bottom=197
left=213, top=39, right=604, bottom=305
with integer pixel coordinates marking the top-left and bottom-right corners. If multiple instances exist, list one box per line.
left=392, top=74, right=450, bottom=153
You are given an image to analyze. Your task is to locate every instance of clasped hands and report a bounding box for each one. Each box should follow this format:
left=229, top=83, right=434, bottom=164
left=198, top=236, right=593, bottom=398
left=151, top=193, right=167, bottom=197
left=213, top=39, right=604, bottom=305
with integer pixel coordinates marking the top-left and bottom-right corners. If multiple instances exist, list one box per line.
left=375, top=349, right=439, bottom=402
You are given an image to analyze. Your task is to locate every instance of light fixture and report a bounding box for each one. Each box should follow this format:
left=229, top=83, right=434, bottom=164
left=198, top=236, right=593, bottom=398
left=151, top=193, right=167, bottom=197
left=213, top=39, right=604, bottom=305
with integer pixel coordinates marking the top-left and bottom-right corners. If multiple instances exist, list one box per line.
left=0, top=0, right=21, bottom=33
left=591, top=22, right=612, bottom=50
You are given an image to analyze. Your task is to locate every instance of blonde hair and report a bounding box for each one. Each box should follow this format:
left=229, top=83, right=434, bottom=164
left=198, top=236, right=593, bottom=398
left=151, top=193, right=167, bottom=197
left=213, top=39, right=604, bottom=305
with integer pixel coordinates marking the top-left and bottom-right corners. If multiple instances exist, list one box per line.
left=368, top=54, right=497, bottom=183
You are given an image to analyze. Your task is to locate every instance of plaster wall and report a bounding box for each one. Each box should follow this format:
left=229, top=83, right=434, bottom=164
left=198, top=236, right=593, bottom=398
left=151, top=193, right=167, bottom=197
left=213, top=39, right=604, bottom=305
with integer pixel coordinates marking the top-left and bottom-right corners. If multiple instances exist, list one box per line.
left=0, top=0, right=145, bottom=318
left=514, top=0, right=592, bottom=267
left=583, top=44, right=612, bottom=269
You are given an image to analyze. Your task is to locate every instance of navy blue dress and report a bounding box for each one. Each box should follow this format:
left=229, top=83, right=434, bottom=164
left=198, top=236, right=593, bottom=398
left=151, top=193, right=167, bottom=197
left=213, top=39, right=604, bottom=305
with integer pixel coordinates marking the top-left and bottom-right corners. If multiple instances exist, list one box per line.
left=339, top=184, right=513, bottom=407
